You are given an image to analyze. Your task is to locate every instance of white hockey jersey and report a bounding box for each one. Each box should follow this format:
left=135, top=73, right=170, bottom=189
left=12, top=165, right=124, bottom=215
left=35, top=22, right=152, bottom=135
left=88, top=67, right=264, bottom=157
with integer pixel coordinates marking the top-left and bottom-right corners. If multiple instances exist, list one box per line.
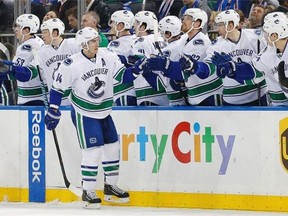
left=205, top=29, right=267, bottom=104
left=13, top=35, right=44, bottom=105
left=30, top=38, right=81, bottom=105
left=107, top=34, right=136, bottom=103
left=52, top=49, right=125, bottom=119
left=181, top=32, right=223, bottom=105
left=252, top=43, right=288, bottom=106
left=132, top=34, right=169, bottom=106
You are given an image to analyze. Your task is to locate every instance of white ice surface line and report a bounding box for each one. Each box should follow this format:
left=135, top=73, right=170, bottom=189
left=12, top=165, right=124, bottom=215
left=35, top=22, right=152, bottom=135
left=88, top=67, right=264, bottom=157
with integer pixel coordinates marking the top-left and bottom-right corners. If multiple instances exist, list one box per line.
left=0, top=202, right=287, bottom=216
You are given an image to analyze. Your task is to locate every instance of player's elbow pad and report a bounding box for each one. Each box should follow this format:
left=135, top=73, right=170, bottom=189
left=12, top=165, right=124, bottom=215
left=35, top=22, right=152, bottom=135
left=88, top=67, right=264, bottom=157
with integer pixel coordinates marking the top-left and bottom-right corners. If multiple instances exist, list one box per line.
left=14, top=66, right=32, bottom=82
left=50, top=89, right=63, bottom=108
left=194, top=62, right=210, bottom=79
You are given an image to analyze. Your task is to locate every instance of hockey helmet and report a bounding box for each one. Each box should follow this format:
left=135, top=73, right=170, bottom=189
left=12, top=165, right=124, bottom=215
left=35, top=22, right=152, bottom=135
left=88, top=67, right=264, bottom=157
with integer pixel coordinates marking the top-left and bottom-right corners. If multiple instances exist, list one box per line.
left=159, top=15, right=182, bottom=37
left=41, top=18, right=65, bottom=36
left=263, top=17, right=288, bottom=40
left=183, top=8, right=208, bottom=29
left=75, top=27, right=99, bottom=46
left=134, top=11, right=157, bottom=31
left=110, top=10, right=135, bottom=29
left=215, top=9, right=240, bottom=27
left=15, top=14, right=40, bottom=34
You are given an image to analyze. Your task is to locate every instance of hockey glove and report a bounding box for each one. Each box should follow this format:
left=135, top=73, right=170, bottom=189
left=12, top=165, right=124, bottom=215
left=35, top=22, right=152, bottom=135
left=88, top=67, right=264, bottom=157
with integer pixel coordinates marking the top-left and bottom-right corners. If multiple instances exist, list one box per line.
left=0, top=59, right=14, bottom=73
left=132, top=57, right=147, bottom=75
left=146, top=55, right=171, bottom=72
left=179, top=54, right=195, bottom=74
left=44, top=107, right=61, bottom=130
left=211, top=52, right=236, bottom=78
left=118, top=55, right=128, bottom=66
left=127, top=55, right=143, bottom=66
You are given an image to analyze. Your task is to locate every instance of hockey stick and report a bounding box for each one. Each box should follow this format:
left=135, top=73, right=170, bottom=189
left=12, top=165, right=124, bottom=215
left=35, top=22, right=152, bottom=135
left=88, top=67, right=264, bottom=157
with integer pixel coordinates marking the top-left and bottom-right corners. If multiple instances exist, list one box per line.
left=278, top=60, right=288, bottom=92
left=32, top=50, right=82, bottom=197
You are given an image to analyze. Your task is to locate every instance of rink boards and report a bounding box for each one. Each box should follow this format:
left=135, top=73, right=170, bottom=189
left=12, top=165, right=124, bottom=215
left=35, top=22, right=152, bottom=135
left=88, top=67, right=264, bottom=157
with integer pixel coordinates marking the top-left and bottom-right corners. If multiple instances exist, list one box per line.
left=1, top=106, right=288, bottom=212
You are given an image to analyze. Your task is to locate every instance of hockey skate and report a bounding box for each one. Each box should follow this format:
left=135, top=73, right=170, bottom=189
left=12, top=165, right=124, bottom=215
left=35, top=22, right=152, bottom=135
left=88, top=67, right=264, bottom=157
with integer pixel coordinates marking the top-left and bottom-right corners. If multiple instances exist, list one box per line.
left=82, top=190, right=102, bottom=209
left=104, top=184, right=130, bottom=203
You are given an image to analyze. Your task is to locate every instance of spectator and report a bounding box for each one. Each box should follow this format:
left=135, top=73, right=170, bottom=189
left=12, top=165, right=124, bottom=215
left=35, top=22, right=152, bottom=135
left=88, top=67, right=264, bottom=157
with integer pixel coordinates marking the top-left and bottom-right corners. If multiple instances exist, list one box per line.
left=31, top=0, right=47, bottom=24
left=65, top=6, right=78, bottom=33
left=58, top=0, right=77, bottom=31
left=0, top=0, right=13, bottom=32
left=81, top=11, right=109, bottom=47
left=247, top=4, right=266, bottom=28
left=277, top=0, right=288, bottom=12
left=42, top=10, right=59, bottom=22
left=86, top=0, right=111, bottom=31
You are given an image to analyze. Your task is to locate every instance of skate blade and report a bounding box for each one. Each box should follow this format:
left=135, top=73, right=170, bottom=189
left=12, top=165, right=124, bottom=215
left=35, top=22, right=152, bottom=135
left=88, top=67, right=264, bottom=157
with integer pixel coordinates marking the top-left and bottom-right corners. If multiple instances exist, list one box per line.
left=104, top=195, right=130, bottom=203
left=82, top=202, right=101, bottom=209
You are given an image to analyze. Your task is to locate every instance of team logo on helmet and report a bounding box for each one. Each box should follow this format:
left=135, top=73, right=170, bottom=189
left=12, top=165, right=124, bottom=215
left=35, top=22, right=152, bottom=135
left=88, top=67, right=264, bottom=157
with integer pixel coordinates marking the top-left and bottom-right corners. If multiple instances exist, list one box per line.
left=87, top=77, right=106, bottom=99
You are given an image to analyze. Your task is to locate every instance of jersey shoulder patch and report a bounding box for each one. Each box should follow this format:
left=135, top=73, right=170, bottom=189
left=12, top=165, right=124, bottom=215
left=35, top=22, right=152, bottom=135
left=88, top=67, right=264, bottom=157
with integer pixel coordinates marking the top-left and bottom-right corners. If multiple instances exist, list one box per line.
left=63, top=58, right=73, bottom=66
left=109, top=41, right=120, bottom=48
left=254, top=29, right=262, bottom=36
left=21, top=44, right=32, bottom=52
left=193, top=39, right=204, bottom=45
left=135, top=37, right=144, bottom=44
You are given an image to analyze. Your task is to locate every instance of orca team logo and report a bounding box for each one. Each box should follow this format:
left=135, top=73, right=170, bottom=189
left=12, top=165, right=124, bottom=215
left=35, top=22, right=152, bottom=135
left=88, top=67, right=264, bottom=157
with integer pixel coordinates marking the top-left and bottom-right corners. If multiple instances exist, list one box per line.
left=279, top=117, right=288, bottom=172
left=87, top=76, right=105, bottom=98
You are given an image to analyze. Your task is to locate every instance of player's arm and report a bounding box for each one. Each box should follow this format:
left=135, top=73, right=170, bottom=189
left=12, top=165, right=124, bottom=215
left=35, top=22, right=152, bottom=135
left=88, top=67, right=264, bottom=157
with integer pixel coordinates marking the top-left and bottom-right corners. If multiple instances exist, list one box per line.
left=210, top=51, right=265, bottom=83
left=44, top=62, right=70, bottom=131
left=0, top=59, right=39, bottom=82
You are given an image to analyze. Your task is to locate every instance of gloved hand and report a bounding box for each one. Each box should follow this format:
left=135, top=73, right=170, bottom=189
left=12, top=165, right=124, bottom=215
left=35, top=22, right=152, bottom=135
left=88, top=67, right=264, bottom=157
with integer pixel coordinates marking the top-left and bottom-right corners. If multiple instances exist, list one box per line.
left=44, top=107, right=61, bottom=130
left=211, top=51, right=236, bottom=78
left=146, top=55, right=170, bottom=72
left=118, top=55, right=128, bottom=66
left=179, top=54, right=195, bottom=74
left=127, top=55, right=143, bottom=66
left=0, top=59, right=14, bottom=73
left=132, top=57, right=147, bottom=75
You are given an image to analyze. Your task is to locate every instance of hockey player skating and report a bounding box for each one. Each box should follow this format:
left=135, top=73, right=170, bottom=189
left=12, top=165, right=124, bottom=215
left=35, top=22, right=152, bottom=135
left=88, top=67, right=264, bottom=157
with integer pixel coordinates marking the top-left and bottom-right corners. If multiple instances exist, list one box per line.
left=107, top=10, right=137, bottom=106
left=0, top=14, right=44, bottom=105
left=44, top=27, right=136, bottom=209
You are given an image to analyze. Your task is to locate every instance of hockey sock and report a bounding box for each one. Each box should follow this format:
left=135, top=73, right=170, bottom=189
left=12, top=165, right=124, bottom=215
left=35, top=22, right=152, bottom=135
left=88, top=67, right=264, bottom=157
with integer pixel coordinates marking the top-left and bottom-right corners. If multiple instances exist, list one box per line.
left=81, top=147, right=101, bottom=191
left=101, top=142, right=120, bottom=185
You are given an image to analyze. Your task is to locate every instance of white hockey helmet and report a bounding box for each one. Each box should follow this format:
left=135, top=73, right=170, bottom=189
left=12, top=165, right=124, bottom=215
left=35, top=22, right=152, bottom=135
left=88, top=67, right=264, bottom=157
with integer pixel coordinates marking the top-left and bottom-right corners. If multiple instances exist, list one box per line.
left=215, top=9, right=240, bottom=27
left=159, top=15, right=182, bottom=37
left=263, top=17, right=288, bottom=40
left=15, top=14, right=40, bottom=34
left=183, top=8, right=208, bottom=29
left=110, top=10, right=135, bottom=29
left=75, top=27, right=99, bottom=46
left=264, top=11, right=287, bottom=23
left=40, top=18, right=65, bottom=35
left=134, top=11, right=157, bottom=31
